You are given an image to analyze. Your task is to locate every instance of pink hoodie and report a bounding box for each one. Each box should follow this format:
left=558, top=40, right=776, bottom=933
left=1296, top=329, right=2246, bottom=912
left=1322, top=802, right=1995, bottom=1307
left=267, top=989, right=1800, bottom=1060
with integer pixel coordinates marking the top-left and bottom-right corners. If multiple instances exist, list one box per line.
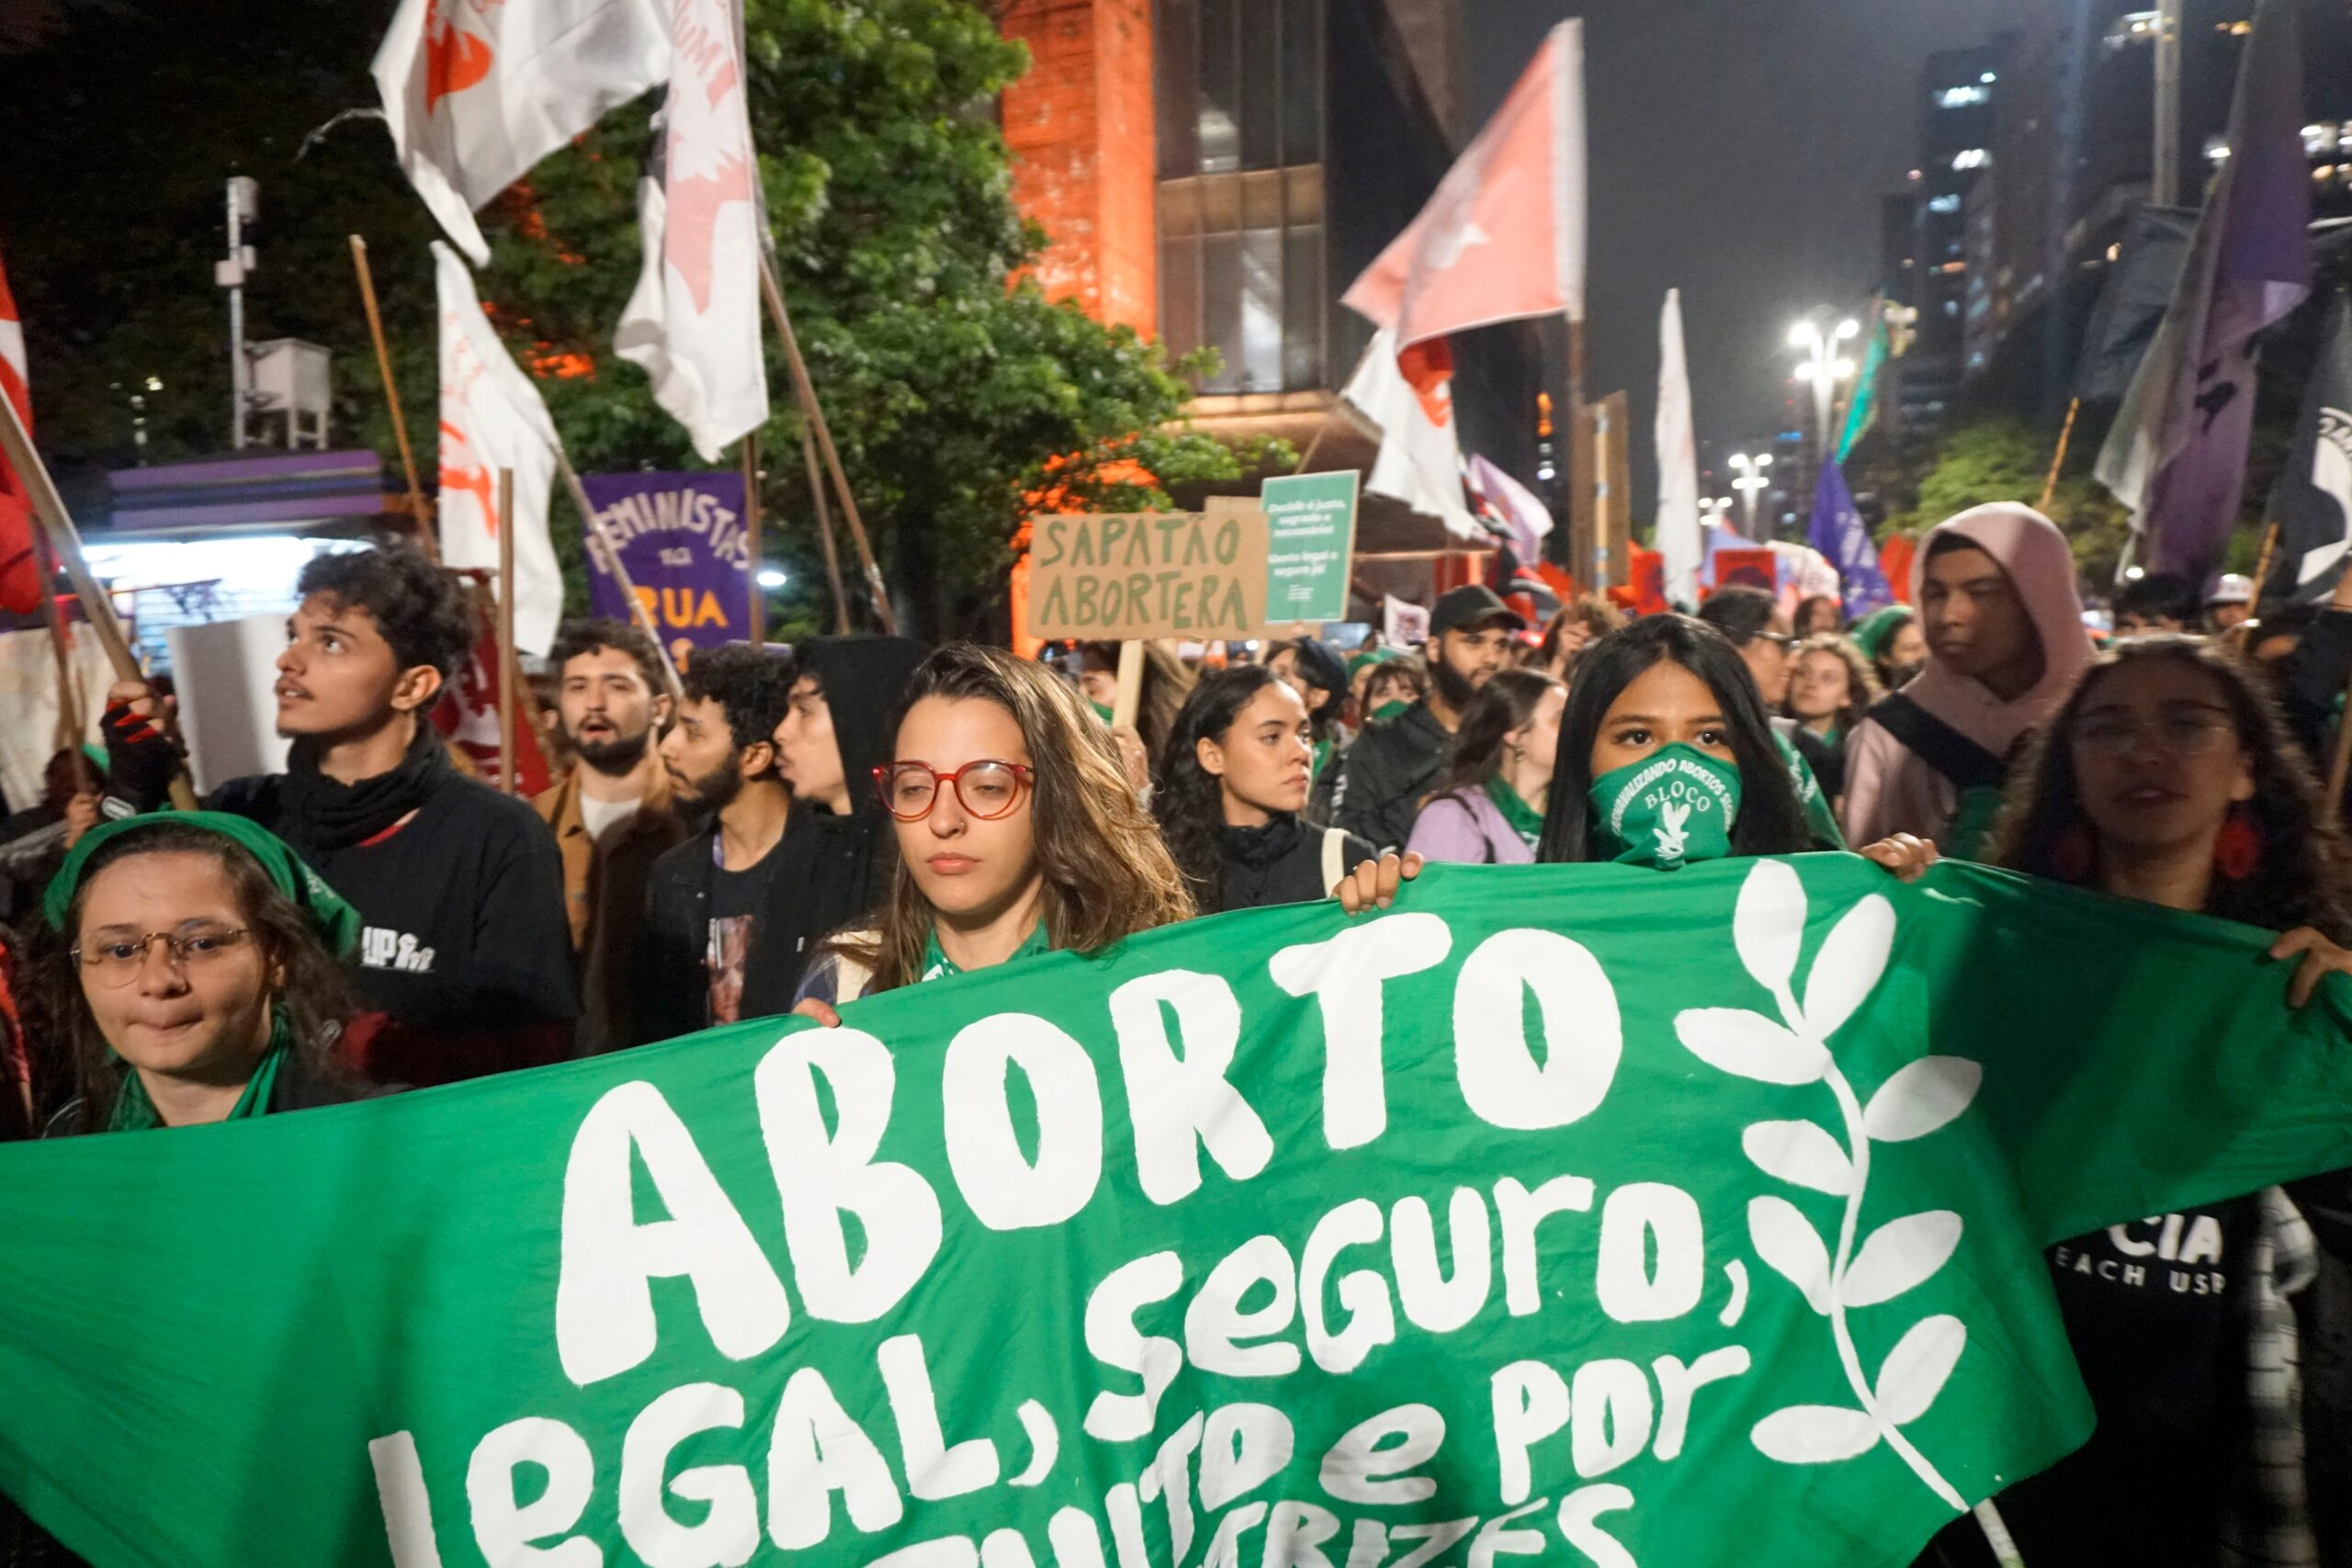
left=1841, top=503, right=2091, bottom=846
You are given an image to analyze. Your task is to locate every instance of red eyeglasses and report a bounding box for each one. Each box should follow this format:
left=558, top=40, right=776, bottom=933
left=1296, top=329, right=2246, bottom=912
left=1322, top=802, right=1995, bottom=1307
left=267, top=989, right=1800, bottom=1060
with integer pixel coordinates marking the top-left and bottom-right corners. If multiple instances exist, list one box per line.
left=872, top=760, right=1035, bottom=820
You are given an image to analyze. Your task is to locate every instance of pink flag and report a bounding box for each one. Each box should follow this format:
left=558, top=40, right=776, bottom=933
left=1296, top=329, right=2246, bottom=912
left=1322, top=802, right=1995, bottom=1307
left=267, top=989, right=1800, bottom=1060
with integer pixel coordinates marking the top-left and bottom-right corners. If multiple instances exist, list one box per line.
left=1341, top=21, right=1586, bottom=347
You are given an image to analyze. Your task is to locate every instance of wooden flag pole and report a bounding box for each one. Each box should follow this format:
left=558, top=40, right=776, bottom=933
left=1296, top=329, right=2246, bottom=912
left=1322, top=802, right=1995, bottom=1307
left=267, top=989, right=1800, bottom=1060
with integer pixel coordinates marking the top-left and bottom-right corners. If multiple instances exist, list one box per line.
left=2243, top=522, right=2282, bottom=632
left=742, top=432, right=765, bottom=646
left=2037, top=397, right=2080, bottom=513
left=756, top=252, right=896, bottom=633
left=799, top=416, right=852, bottom=635
left=348, top=235, right=436, bottom=559
left=554, top=453, right=684, bottom=708
left=2328, top=670, right=2352, bottom=826
left=496, top=468, right=517, bottom=794
left=1111, top=639, right=1145, bottom=730
left=0, top=389, right=196, bottom=808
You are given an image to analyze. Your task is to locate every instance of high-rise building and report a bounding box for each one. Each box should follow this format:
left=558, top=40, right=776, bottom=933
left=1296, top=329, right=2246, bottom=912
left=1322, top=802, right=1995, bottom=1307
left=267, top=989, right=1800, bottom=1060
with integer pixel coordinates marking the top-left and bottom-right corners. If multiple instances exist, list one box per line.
left=997, top=0, right=1544, bottom=581
left=1892, top=37, right=2013, bottom=435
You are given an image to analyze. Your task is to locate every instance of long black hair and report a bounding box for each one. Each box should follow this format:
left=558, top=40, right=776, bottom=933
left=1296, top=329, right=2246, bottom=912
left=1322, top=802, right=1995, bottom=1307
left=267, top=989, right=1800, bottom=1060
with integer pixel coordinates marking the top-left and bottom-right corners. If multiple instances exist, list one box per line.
left=1534, top=615, right=1811, bottom=863
left=1154, top=664, right=1291, bottom=914
left=1988, top=636, right=2352, bottom=941
left=1434, top=668, right=1559, bottom=797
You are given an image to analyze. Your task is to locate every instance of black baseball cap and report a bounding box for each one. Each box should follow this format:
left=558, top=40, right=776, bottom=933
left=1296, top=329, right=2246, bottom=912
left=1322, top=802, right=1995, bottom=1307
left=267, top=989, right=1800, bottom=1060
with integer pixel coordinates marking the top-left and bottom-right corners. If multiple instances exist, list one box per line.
left=1429, top=584, right=1528, bottom=639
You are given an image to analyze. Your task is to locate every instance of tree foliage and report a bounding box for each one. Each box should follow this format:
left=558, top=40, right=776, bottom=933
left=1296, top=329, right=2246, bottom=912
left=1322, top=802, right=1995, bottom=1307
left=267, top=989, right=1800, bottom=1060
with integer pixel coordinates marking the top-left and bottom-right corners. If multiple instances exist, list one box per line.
left=0, top=0, right=1275, bottom=640
left=1879, top=414, right=2135, bottom=587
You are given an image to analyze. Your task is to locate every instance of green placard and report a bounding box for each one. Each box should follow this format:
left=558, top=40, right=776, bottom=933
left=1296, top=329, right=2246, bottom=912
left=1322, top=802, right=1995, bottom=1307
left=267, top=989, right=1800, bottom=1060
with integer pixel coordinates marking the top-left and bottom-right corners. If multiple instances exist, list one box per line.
left=1260, top=470, right=1360, bottom=627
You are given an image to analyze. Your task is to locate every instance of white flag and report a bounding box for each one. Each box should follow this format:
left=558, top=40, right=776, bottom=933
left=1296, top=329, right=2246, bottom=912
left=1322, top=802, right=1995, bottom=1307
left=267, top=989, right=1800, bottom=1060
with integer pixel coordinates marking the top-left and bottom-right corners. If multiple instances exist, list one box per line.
left=1654, top=288, right=1702, bottom=608
left=615, top=0, right=770, bottom=461
left=435, top=243, right=563, bottom=657
left=1340, top=329, right=1480, bottom=540
left=373, top=0, right=671, bottom=265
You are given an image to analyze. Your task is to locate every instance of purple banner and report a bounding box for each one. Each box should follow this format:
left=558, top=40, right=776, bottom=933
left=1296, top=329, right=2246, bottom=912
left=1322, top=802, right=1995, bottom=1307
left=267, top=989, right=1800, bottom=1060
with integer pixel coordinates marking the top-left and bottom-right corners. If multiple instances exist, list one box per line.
left=580, top=470, right=754, bottom=656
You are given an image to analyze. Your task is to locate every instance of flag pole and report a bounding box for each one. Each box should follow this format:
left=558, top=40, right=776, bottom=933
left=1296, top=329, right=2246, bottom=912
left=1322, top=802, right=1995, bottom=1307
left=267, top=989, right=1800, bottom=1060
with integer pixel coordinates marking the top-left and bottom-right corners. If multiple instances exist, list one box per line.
left=553, top=453, right=684, bottom=708
left=0, top=389, right=196, bottom=808
left=347, top=235, right=437, bottom=561
left=2243, top=521, right=2281, bottom=628
left=2327, top=668, right=2352, bottom=826
left=797, top=416, right=852, bottom=635
left=756, top=252, right=896, bottom=633
left=2037, top=398, right=2080, bottom=513
left=741, top=432, right=765, bottom=646
left=496, top=468, right=517, bottom=794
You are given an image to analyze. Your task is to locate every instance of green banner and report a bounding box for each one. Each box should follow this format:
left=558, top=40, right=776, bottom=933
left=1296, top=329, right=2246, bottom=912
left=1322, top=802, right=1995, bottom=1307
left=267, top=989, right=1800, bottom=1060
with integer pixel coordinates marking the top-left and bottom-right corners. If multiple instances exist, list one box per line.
left=4, top=857, right=2350, bottom=1568
left=1260, top=472, right=1359, bottom=627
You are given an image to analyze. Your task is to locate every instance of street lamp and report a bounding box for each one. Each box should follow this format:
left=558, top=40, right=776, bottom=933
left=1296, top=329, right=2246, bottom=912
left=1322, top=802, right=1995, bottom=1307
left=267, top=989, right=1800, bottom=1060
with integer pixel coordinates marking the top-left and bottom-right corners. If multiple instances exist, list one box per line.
left=1788, top=313, right=1861, bottom=462
left=1728, top=452, right=1774, bottom=538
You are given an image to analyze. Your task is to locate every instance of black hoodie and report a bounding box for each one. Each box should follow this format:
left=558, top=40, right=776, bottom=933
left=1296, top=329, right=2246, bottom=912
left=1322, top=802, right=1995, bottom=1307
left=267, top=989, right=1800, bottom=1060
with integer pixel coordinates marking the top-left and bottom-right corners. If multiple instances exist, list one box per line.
left=739, top=637, right=928, bottom=1017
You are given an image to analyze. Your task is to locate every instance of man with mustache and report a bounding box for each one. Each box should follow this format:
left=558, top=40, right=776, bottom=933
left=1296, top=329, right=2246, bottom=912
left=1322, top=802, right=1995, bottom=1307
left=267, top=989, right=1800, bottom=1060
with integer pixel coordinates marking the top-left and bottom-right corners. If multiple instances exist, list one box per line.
left=533, top=619, right=684, bottom=1054
left=1326, top=584, right=1521, bottom=853
left=634, top=642, right=794, bottom=1045
left=97, top=546, right=577, bottom=1085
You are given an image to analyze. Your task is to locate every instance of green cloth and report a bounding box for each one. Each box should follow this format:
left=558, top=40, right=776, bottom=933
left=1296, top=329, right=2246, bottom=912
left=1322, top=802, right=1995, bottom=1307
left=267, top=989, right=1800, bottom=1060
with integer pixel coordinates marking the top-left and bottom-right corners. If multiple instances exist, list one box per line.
left=1309, top=735, right=1334, bottom=784
left=1589, top=742, right=1741, bottom=867
left=1371, top=698, right=1413, bottom=722
left=1089, top=699, right=1115, bottom=725
left=920, top=918, right=1051, bottom=981
left=1482, top=773, right=1545, bottom=850
left=6, top=858, right=2352, bottom=1567
left=45, top=811, right=360, bottom=960
left=107, top=1010, right=289, bottom=1134
left=1345, top=646, right=1400, bottom=679
left=1775, top=728, right=1849, bottom=849
left=1849, top=605, right=1915, bottom=665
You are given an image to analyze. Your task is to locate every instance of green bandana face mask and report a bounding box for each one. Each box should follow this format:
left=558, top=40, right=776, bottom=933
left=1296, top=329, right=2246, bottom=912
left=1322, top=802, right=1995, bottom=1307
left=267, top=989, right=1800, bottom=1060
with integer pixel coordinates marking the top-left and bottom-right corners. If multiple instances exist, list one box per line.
left=1089, top=700, right=1115, bottom=725
left=1372, top=699, right=1412, bottom=723
left=1588, top=743, right=1743, bottom=869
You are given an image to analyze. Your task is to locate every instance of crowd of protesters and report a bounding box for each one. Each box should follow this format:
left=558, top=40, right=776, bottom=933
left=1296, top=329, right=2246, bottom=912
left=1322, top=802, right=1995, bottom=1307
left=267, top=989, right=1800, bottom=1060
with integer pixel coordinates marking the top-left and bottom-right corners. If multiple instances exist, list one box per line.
left=7, top=498, right=2352, bottom=1566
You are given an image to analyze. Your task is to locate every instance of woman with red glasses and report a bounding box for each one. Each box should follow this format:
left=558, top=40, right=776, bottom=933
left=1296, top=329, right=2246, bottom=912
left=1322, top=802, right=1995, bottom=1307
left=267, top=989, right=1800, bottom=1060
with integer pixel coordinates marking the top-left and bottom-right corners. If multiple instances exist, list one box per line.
left=792, top=644, right=1193, bottom=1017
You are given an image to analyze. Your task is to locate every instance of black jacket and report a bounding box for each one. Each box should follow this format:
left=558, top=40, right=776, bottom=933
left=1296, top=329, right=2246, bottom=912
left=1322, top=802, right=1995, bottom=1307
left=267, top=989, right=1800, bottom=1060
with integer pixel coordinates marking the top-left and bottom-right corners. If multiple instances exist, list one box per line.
left=740, top=637, right=927, bottom=1019
left=637, top=827, right=719, bottom=1048
left=1215, top=817, right=1375, bottom=913
left=1327, top=699, right=1450, bottom=853
left=206, top=724, right=578, bottom=1086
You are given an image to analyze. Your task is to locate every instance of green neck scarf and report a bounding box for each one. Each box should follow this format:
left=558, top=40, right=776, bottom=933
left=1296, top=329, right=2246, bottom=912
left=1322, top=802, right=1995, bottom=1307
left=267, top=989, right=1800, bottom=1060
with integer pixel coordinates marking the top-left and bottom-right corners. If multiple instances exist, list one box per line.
left=921, top=918, right=1052, bottom=983
left=107, top=1009, right=290, bottom=1134
left=1482, top=774, right=1546, bottom=850
left=1310, top=737, right=1334, bottom=783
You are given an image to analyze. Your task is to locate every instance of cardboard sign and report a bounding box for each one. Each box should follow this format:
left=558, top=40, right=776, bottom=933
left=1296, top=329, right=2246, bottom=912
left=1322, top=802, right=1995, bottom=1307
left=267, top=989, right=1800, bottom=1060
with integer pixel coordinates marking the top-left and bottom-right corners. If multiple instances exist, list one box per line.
left=1023, top=506, right=1267, bottom=641
left=1259, top=470, right=1359, bottom=627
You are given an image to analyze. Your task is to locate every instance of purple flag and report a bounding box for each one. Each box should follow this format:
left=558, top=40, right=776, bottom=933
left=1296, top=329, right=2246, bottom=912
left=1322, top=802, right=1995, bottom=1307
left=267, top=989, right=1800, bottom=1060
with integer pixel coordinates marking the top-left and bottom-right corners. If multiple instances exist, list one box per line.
left=2093, top=0, right=2313, bottom=578
left=1806, top=459, right=1893, bottom=620
left=579, top=470, right=755, bottom=657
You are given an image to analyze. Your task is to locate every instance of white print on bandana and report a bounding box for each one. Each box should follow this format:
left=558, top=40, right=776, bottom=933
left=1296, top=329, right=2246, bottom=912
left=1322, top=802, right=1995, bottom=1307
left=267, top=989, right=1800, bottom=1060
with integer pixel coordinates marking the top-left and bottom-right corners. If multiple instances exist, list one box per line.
left=1607, top=755, right=1736, bottom=866
left=361, top=926, right=437, bottom=974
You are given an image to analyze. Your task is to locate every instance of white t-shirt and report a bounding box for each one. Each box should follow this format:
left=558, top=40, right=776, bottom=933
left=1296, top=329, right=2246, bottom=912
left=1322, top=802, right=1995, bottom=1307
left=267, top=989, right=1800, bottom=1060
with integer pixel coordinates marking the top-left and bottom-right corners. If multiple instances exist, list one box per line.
left=579, top=793, right=643, bottom=843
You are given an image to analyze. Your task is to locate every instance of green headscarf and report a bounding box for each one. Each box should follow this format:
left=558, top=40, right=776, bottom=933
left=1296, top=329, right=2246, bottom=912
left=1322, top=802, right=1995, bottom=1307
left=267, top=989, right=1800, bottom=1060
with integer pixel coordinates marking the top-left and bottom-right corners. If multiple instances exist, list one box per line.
left=45, top=811, right=361, bottom=959
left=1849, top=605, right=1916, bottom=666
left=1346, top=646, right=1401, bottom=680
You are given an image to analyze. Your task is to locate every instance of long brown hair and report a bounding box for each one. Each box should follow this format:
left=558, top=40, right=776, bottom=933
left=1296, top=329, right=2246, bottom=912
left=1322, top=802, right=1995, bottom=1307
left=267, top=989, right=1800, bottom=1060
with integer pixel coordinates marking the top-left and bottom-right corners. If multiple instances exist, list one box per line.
left=30, top=821, right=353, bottom=1134
left=1987, top=636, right=2352, bottom=940
left=1435, top=668, right=1560, bottom=797
left=831, top=644, right=1194, bottom=992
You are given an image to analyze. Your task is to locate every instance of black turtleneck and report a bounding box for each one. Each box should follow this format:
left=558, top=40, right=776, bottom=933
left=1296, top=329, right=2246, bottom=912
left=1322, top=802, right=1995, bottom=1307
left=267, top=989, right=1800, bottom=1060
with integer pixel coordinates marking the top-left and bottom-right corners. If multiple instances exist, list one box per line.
left=1212, top=813, right=1375, bottom=914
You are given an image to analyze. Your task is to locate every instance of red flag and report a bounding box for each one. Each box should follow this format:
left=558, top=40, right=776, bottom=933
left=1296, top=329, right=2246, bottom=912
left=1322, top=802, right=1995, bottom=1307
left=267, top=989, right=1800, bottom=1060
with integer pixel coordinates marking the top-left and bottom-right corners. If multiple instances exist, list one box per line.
left=1341, top=21, right=1585, bottom=348
left=0, top=250, right=42, bottom=615
left=432, top=615, right=550, bottom=795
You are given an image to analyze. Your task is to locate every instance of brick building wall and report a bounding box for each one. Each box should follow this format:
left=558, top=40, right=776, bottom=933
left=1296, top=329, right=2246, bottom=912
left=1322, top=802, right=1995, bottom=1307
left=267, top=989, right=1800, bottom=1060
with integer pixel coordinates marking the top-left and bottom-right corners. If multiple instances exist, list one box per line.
left=999, top=0, right=1158, bottom=333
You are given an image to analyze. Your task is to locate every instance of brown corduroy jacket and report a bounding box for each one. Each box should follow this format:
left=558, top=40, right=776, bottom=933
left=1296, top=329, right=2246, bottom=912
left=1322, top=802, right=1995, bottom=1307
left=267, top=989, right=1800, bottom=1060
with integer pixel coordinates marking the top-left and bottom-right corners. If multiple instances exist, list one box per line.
left=534, top=764, right=686, bottom=1055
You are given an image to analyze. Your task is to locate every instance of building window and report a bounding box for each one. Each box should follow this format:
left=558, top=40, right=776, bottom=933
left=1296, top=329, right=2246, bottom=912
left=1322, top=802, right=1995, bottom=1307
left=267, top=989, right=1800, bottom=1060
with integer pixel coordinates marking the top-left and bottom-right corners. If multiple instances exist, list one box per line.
left=1935, top=85, right=1989, bottom=108
left=1155, top=0, right=1327, bottom=393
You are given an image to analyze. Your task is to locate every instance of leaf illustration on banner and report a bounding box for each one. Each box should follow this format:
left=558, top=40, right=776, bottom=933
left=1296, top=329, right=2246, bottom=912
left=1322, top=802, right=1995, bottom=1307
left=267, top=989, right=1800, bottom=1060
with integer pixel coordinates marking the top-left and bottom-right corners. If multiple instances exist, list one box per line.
left=1750, top=1404, right=1881, bottom=1464
left=1843, top=1211, right=1963, bottom=1308
left=1680, top=861, right=1985, bottom=1511
left=1677, top=1010, right=1829, bottom=1086
left=1742, top=1119, right=1852, bottom=1196
left=1861, top=1057, right=1984, bottom=1144
left=1799, top=894, right=1894, bottom=1040
left=1734, top=857, right=1805, bottom=993
left=1875, top=1315, right=1968, bottom=1427
left=1748, top=1195, right=1833, bottom=1314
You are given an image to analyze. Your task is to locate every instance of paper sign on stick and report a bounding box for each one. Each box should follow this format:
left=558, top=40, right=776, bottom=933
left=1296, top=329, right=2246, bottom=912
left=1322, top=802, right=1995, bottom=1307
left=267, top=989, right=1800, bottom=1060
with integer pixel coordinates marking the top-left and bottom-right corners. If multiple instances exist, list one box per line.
left=1259, top=470, right=1360, bottom=628
left=1023, top=506, right=1268, bottom=641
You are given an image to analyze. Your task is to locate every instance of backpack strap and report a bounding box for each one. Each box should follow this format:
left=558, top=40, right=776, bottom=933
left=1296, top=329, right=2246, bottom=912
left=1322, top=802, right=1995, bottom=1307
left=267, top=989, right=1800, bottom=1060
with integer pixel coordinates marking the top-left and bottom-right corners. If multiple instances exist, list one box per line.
left=1321, top=827, right=1351, bottom=895
left=1865, top=693, right=2007, bottom=792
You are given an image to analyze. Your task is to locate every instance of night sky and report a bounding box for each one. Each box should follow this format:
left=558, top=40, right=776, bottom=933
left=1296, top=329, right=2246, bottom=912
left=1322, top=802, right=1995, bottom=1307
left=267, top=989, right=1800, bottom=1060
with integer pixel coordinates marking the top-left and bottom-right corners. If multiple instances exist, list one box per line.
left=1463, top=0, right=2042, bottom=512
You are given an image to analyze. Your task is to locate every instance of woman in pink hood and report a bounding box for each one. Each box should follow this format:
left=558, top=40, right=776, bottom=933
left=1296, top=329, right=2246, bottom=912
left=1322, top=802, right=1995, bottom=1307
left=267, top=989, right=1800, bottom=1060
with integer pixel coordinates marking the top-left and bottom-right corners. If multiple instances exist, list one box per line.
left=1841, top=503, right=2092, bottom=852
